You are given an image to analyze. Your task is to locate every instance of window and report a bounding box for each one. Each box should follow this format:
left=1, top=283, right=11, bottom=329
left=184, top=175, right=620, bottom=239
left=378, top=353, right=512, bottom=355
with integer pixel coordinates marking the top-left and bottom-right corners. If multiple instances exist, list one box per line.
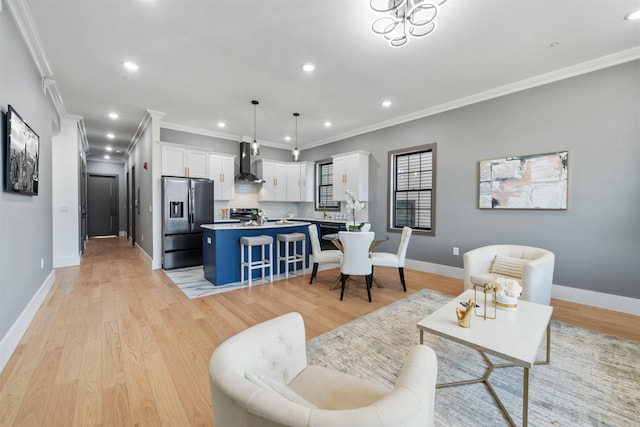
left=388, top=143, right=436, bottom=235
left=315, top=160, right=339, bottom=210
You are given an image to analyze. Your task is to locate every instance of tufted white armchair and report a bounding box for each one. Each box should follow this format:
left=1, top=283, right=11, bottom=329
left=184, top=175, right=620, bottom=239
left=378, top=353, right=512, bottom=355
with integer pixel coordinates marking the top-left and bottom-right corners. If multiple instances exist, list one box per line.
left=463, top=244, right=555, bottom=305
left=209, top=312, right=438, bottom=427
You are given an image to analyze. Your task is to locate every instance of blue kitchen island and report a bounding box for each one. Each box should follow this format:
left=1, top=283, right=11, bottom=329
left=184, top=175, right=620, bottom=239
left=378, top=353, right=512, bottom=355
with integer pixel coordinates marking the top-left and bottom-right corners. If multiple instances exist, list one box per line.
left=201, top=221, right=311, bottom=286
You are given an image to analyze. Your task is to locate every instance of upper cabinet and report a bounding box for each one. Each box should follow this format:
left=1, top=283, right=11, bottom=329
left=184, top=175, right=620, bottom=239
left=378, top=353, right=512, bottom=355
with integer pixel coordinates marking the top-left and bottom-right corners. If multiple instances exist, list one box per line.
left=257, top=160, right=287, bottom=201
left=286, top=162, right=314, bottom=202
left=209, top=153, right=236, bottom=200
left=160, top=143, right=208, bottom=178
left=332, top=151, right=369, bottom=201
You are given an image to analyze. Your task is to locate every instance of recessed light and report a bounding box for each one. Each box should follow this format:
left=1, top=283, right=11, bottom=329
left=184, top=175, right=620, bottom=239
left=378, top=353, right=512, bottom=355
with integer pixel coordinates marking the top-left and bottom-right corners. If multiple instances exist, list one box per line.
left=123, top=61, right=139, bottom=71
left=625, top=10, right=640, bottom=20
left=382, top=100, right=392, bottom=108
left=104, top=155, right=110, bottom=160
left=324, top=121, right=332, bottom=127
left=217, top=121, right=226, bottom=128
left=108, top=112, right=119, bottom=119
left=116, top=150, right=122, bottom=153
left=302, top=63, right=315, bottom=72
left=106, top=146, right=113, bottom=152
left=107, top=133, right=115, bottom=139
left=284, top=136, right=291, bottom=141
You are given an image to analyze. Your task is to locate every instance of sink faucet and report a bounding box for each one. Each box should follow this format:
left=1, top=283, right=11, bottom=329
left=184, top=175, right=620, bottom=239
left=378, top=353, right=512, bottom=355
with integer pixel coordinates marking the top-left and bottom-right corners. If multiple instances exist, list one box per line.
left=322, top=204, right=329, bottom=219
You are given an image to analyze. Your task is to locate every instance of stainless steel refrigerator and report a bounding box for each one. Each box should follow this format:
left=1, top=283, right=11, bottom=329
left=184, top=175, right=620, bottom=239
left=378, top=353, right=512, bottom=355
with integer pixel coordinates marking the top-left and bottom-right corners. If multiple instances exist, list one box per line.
left=162, top=176, right=214, bottom=269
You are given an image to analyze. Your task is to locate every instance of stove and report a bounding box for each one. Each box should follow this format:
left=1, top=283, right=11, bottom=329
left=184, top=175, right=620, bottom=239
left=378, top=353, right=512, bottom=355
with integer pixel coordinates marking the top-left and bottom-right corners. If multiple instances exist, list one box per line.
left=229, top=208, right=258, bottom=221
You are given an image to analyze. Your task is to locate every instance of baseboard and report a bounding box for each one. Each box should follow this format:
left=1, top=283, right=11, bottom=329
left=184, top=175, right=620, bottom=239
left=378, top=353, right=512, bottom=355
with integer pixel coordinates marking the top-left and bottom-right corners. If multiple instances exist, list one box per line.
left=0, top=270, right=56, bottom=374
left=405, top=259, right=465, bottom=280
left=405, top=259, right=639, bottom=316
left=551, top=284, right=640, bottom=316
left=135, top=243, right=152, bottom=266
left=53, top=254, right=81, bottom=268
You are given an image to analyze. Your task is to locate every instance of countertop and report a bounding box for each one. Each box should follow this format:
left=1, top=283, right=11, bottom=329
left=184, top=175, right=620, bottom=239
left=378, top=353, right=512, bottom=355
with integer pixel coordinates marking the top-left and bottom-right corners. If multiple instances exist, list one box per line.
left=202, top=220, right=311, bottom=231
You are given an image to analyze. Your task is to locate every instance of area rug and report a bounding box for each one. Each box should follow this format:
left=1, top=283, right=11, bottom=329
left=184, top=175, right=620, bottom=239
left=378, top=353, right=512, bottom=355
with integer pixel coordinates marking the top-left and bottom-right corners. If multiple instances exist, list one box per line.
left=306, top=289, right=639, bottom=426
left=164, top=266, right=304, bottom=299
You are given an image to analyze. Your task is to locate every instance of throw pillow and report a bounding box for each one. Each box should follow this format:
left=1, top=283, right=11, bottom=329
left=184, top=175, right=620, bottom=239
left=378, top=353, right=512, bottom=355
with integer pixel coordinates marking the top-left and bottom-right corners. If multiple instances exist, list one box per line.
left=245, top=372, right=317, bottom=408
left=490, top=255, right=528, bottom=279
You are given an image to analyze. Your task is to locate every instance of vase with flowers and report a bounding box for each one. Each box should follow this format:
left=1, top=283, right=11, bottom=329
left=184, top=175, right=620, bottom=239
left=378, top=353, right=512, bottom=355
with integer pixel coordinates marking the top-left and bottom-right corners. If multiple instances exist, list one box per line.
left=345, top=189, right=365, bottom=231
left=488, top=277, right=523, bottom=311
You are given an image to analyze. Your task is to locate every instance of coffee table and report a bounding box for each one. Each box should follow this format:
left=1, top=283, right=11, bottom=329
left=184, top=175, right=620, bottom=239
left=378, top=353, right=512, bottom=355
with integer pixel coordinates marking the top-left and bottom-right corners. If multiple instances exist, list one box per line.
left=416, top=289, right=552, bottom=427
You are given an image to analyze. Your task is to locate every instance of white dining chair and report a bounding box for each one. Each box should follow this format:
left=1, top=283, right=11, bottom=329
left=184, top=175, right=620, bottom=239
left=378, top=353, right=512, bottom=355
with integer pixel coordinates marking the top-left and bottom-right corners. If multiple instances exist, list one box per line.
left=370, top=226, right=412, bottom=291
left=338, top=231, right=375, bottom=302
left=307, top=225, right=343, bottom=284
left=360, top=222, right=371, bottom=232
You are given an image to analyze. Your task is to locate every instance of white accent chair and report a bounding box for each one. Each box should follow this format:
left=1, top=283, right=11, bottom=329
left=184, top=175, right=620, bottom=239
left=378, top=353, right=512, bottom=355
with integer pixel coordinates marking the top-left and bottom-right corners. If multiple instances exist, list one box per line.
left=463, top=244, right=555, bottom=305
left=209, top=312, right=438, bottom=427
left=370, top=226, right=413, bottom=292
left=308, top=225, right=343, bottom=284
left=339, top=231, right=375, bottom=302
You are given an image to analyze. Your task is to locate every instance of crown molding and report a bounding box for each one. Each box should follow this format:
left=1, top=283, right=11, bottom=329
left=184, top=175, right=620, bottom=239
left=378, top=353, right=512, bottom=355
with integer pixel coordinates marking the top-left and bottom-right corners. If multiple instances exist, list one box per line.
left=6, top=0, right=53, bottom=79
left=160, top=121, right=292, bottom=150
left=302, top=47, right=640, bottom=149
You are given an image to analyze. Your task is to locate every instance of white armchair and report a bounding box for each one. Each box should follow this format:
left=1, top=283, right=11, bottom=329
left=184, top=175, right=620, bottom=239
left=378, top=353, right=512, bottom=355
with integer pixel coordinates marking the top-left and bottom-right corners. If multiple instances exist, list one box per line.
left=209, top=312, right=438, bottom=427
left=463, top=244, right=555, bottom=305
left=308, top=224, right=343, bottom=284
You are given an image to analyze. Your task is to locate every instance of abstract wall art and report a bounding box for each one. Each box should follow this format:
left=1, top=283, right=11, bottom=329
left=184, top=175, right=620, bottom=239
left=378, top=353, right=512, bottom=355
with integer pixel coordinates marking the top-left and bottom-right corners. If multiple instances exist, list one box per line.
left=479, top=151, right=568, bottom=210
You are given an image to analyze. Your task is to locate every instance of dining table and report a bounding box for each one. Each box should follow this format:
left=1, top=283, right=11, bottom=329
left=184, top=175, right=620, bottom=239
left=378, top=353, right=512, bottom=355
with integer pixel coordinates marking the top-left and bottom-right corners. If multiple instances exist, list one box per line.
left=322, top=233, right=389, bottom=290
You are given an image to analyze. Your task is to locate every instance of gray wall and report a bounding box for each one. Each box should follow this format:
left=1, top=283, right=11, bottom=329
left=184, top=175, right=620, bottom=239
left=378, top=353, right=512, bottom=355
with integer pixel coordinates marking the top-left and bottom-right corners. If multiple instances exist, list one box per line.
left=87, top=160, right=126, bottom=233
left=0, top=8, right=58, bottom=339
left=304, top=61, right=640, bottom=299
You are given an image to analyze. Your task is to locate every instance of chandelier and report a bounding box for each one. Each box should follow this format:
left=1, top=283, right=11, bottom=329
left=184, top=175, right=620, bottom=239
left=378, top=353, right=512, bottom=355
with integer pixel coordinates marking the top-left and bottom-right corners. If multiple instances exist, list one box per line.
left=370, top=0, right=447, bottom=48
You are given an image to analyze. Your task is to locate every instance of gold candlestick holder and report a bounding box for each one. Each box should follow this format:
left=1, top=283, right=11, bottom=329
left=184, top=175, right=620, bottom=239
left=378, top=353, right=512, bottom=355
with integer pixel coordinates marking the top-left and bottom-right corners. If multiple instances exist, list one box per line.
left=473, top=283, right=497, bottom=320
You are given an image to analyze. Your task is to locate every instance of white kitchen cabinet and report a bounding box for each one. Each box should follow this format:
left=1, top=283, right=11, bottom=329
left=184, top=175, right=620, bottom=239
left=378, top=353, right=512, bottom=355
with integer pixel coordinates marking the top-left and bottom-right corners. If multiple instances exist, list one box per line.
left=332, top=151, right=369, bottom=201
left=286, top=162, right=314, bottom=202
left=257, top=160, right=287, bottom=201
left=186, top=149, right=209, bottom=178
left=161, top=144, right=187, bottom=177
left=160, top=143, right=209, bottom=178
left=209, top=153, right=236, bottom=200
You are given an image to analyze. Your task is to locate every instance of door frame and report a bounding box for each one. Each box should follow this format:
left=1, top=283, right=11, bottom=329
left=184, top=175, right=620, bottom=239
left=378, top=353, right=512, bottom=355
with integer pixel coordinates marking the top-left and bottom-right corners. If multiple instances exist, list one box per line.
left=87, top=173, right=119, bottom=237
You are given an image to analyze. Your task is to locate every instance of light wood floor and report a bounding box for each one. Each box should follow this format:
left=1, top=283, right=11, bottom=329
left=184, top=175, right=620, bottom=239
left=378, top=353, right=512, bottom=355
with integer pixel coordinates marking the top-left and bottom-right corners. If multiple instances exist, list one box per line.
left=0, top=237, right=638, bottom=426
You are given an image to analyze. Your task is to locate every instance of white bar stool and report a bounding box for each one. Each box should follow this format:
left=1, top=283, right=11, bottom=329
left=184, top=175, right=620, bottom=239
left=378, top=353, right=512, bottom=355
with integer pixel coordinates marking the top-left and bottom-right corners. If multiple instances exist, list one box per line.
left=276, top=232, right=306, bottom=278
left=240, top=235, right=273, bottom=286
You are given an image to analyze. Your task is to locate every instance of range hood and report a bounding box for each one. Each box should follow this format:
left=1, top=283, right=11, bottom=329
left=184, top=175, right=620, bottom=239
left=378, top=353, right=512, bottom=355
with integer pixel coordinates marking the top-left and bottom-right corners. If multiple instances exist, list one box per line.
left=235, top=142, right=264, bottom=184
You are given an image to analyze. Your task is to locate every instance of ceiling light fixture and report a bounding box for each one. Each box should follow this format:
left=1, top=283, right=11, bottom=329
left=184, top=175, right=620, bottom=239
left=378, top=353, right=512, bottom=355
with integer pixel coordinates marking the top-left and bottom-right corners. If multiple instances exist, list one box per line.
left=104, top=155, right=110, bottom=160
left=285, top=136, right=291, bottom=141
left=370, top=0, right=447, bottom=48
left=382, top=100, right=392, bottom=107
left=251, top=100, right=260, bottom=156
left=106, top=146, right=113, bottom=152
left=217, top=121, right=226, bottom=128
left=108, top=112, right=119, bottom=119
left=123, top=61, right=139, bottom=71
left=292, top=113, right=301, bottom=162
left=107, top=133, right=115, bottom=139
left=625, top=9, right=640, bottom=20
left=324, top=121, right=332, bottom=127
left=302, top=63, right=315, bottom=72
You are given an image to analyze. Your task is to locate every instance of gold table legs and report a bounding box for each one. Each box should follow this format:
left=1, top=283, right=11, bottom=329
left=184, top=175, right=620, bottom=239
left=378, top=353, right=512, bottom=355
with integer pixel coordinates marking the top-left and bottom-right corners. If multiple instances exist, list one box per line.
left=419, top=323, right=551, bottom=427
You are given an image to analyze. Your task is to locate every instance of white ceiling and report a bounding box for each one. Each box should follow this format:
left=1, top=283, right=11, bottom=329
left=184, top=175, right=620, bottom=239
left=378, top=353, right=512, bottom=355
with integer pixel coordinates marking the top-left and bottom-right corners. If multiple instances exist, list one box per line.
left=20, top=0, right=640, bottom=161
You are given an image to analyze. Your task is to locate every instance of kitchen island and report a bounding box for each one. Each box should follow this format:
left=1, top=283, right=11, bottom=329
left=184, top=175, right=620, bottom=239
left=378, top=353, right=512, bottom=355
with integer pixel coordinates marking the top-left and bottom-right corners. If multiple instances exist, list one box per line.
left=201, top=221, right=311, bottom=286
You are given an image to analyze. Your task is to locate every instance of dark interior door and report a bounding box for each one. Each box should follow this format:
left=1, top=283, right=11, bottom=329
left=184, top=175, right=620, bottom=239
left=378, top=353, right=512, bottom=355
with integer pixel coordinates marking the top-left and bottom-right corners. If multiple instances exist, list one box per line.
left=88, top=174, right=118, bottom=237
left=131, top=166, right=136, bottom=246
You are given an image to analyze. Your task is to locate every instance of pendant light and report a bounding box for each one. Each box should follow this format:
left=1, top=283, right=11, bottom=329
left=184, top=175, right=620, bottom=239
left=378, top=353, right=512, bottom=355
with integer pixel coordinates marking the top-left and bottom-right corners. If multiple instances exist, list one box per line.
left=292, top=112, right=300, bottom=162
left=251, top=100, right=260, bottom=156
